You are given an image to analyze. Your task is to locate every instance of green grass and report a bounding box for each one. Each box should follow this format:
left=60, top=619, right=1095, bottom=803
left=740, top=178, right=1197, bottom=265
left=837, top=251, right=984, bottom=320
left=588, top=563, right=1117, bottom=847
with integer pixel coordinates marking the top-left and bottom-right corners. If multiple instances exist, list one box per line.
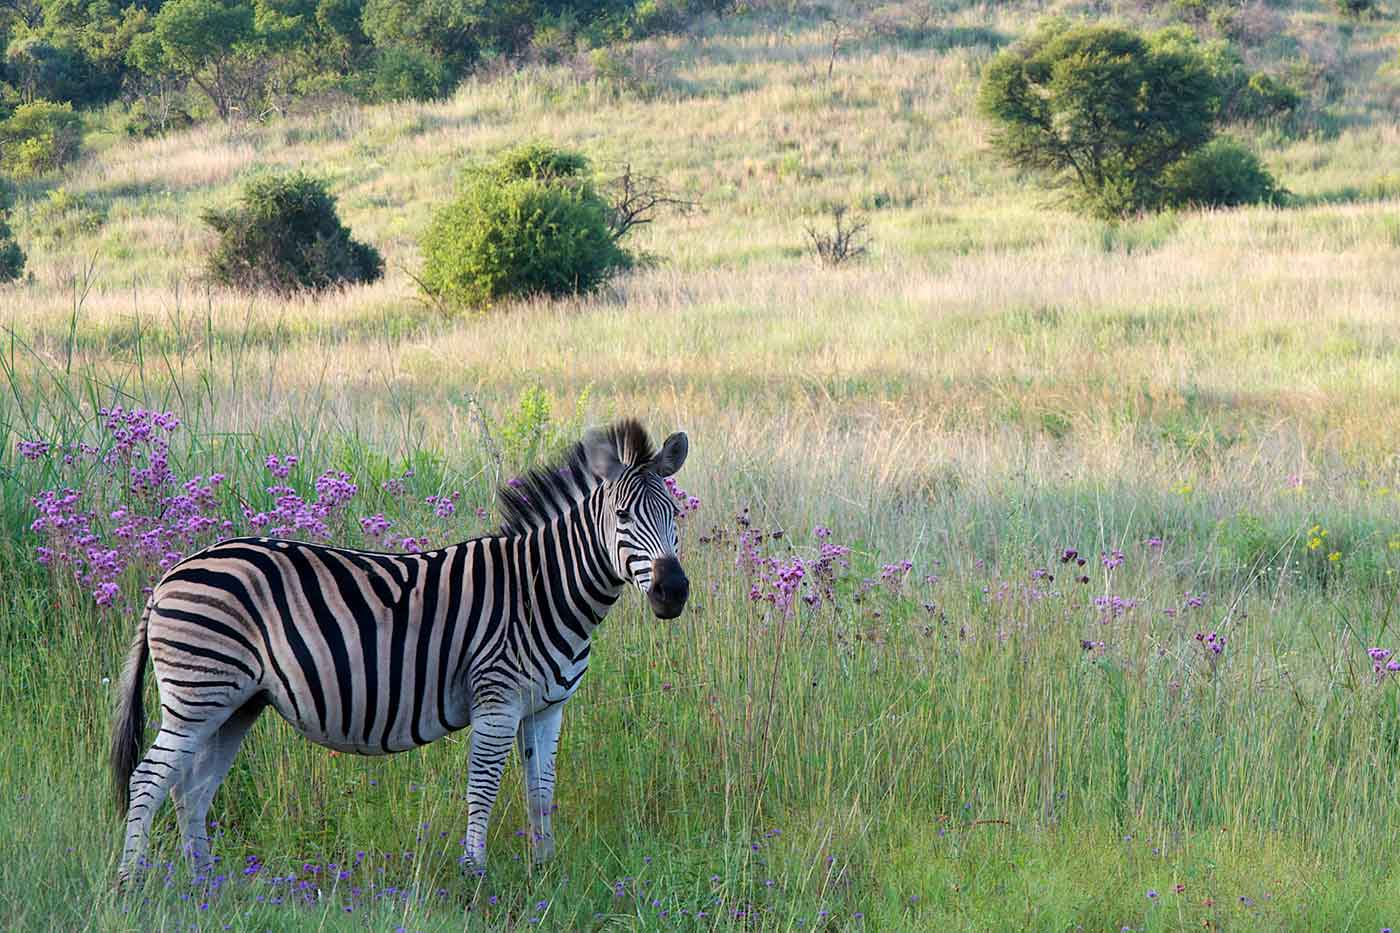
left=3, top=0, right=1400, bottom=928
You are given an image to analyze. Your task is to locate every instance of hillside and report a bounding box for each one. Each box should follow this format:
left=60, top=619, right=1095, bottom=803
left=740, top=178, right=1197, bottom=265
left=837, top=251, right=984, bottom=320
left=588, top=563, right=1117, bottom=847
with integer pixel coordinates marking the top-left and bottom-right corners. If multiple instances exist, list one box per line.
left=4, top=1, right=1400, bottom=929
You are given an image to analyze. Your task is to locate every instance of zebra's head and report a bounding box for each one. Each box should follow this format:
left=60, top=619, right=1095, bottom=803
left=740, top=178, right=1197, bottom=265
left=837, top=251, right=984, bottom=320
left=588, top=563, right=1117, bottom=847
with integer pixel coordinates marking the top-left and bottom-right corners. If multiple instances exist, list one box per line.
left=584, top=424, right=691, bottom=620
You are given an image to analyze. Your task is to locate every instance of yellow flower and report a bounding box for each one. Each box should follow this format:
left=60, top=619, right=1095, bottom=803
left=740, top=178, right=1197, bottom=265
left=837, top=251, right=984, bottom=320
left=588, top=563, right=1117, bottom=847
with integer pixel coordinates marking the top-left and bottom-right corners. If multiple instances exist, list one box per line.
left=1308, top=537, right=1322, bottom=551
left=1389, top=537, right=1400, bottom=551
left=1328, top=551, right=1341, bottom=562
left=1309, top=524, right=1321, bottom=535
left=1379, top=487, right=1391, bottom=497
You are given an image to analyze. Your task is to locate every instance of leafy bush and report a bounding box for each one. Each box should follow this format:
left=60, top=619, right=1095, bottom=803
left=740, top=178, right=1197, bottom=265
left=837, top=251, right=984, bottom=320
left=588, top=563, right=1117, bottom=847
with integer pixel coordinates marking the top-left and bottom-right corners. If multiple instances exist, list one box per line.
left=0, top=101, right=83, bottom=178
left=0, top=183, right=24, bottom=284
left=978, top=20, right=1221, bottom=218
left=201, top=172, right=383, bottom=294
left=1162, top=138, right=1283, bottom=209
left=367, top=45, right=452, bottom=102
left=419, top=144, right=631, bottom=310
left=1334, top=0, right=1376, bottom=17
left=1232, top=72, right=1303, bottom=124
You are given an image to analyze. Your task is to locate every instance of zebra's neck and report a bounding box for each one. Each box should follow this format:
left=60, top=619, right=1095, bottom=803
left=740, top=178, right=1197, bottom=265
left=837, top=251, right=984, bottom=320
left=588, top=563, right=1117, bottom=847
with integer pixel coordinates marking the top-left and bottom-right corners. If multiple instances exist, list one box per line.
left=520, top=492, right=626, bottom=657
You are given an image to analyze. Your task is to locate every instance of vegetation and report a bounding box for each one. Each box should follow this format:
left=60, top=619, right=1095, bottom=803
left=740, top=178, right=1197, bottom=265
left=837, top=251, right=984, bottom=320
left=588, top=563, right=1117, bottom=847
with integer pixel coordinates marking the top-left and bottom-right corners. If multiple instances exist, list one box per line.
left=0, top=0, right=734, bottom=132
left=3, top=0, right=1400, bottom=928
left=201, top=171, right=383, bottom=293
left=0, top=182, right=22, bottom=282
left=1162, top=136, right=1284, bottom=208
left=0, top=99, right=82, bottom=177
left=978, top=20, right=1283, bottom=218
left=419, top=144, right=632, bottom=310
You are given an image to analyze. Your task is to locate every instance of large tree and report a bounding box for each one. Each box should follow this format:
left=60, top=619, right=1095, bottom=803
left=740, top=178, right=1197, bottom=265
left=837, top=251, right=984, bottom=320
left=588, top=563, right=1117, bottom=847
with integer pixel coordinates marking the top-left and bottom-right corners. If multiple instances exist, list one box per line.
left=129, top=0, right=263, bottom=121
left=978, top=20, right=1221, bottom=218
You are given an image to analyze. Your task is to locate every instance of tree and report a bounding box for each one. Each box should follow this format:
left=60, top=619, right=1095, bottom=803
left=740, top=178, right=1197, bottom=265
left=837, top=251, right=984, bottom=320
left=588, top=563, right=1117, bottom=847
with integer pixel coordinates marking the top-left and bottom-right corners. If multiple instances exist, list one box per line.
left=977, top=20, right=1222, bottom=218
left=129, top=0, right=263, bottom=121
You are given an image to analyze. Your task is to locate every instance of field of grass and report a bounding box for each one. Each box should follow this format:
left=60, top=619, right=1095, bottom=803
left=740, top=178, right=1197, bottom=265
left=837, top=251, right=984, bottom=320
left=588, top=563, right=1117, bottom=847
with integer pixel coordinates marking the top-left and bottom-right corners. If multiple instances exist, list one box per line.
left=3, top=0, right=1400, bottom=929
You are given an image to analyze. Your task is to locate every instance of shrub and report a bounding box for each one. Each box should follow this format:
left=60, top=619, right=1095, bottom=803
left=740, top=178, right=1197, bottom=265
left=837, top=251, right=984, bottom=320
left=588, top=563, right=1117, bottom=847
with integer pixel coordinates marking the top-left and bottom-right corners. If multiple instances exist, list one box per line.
left=1334, top=0, right=1376, bottom=17
left=367, top=45, right=453, bottom=102
left=1162, top=138, right=1283, bottom=209
left=977, top=20, right=1221, bottom=218
left=804, top=205, right=869, bottom=267
left=418, top=145, right=631, bottom=310
left=1232, top=72, right=1303, bottom=124
left=0, top=100, right=83, bottom=178
left=0, top=187, right=24, bottom=284
left=201, top=171, right=383, bottom=294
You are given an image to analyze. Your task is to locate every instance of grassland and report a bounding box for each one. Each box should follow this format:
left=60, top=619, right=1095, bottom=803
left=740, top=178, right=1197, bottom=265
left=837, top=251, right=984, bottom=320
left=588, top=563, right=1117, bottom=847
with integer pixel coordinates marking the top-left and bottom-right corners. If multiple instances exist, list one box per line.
left=3, top=0, right=1400, bottom=929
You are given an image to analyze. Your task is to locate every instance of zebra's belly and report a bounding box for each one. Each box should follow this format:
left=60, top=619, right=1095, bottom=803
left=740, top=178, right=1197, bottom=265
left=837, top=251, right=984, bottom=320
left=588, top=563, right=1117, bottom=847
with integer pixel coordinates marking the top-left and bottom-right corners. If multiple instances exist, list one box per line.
left=267, top=694, right=468, bottom=756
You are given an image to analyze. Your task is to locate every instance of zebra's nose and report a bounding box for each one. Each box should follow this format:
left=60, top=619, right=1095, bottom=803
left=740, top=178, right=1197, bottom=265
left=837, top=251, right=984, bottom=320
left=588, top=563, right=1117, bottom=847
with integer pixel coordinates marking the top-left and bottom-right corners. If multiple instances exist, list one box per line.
left=648, top=556, right=689, bottom=618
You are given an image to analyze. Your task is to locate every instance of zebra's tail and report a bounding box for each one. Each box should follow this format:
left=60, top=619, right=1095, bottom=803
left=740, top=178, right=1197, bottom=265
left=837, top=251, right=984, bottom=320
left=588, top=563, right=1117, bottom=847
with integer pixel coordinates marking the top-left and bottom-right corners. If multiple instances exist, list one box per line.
left=111, top=597, right=153, bottom=813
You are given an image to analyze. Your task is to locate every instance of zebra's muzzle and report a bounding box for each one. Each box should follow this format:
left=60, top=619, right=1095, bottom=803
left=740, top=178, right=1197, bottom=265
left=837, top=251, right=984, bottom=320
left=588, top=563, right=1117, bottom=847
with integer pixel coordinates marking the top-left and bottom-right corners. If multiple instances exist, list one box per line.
left=647, top=556, right=689, bottom=619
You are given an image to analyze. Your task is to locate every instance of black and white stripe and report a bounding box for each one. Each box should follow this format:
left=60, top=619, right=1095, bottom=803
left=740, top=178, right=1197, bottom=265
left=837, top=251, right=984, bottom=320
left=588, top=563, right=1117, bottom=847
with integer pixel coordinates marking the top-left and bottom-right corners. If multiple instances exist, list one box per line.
left=112, top=420, right=689, bottom=881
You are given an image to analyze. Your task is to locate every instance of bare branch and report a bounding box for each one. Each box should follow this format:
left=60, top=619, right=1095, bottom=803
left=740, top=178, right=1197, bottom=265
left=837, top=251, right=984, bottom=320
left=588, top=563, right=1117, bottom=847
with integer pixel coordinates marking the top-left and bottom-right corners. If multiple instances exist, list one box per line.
left=804, top=205, right=870, bottom=267
left=604, top=164, right=699, bottom=242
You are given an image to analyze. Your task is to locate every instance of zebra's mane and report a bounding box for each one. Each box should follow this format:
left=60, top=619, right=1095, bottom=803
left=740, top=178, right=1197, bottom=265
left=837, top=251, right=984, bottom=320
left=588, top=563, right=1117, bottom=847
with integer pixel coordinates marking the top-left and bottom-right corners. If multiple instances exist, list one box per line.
left=497, top=419, right=656, bottom=535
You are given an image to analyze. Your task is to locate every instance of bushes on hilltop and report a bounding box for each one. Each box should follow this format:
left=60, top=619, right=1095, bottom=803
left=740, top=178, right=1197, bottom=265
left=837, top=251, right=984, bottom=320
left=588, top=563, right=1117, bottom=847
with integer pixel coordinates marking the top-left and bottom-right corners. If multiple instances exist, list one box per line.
left=978, top=20, right=1283, bottom=218
left=201, top=172, right=383, bottom=294
left=419, top=144, right=633, bottom=311
left=0, top=0, right=735, bottom=138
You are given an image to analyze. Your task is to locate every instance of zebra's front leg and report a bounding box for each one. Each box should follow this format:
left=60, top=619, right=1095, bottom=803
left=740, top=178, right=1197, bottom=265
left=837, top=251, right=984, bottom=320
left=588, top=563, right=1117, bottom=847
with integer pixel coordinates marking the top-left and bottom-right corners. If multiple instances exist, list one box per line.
left=462, top=709, right=521, bottom=871
left=517, top=704, right=564, bottom=863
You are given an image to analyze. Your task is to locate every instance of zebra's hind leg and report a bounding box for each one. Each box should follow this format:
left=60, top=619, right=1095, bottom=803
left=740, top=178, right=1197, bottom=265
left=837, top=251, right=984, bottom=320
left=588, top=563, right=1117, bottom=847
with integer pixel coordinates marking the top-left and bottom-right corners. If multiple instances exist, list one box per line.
left=171, top=700, right=264, bottom=877
left=117, top=711, right=227, bottom=885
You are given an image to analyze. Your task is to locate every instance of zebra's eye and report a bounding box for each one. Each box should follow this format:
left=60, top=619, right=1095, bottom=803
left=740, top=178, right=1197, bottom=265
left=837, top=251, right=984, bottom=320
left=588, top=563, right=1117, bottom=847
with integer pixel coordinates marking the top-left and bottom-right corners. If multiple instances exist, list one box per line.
left=615, top=507, right=630, bottom=522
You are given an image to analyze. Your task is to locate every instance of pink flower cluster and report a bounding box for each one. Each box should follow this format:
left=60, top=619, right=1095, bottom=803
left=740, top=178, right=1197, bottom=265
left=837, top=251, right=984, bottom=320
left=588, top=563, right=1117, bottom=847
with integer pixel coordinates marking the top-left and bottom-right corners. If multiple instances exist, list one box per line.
left=1368, top=648, right=1400, bottom=680
left=246, top=466, right=359, bottom=539
left=664, top=476, right=701, bottom=517
left=24, top=409, right=232, bottom=609
left=1195, top=631, right=1226, bottom=655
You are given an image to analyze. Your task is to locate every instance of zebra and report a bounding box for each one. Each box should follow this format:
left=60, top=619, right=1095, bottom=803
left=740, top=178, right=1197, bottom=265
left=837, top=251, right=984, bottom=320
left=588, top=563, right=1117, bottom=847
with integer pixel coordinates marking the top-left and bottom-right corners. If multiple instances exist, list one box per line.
left=111, top=419, right=690, bottom=883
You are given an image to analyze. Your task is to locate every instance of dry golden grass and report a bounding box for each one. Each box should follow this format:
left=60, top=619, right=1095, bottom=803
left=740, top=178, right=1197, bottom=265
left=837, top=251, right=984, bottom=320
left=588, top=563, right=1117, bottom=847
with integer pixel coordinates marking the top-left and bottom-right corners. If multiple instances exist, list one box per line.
left=2, top=0, right=1397, bottom=537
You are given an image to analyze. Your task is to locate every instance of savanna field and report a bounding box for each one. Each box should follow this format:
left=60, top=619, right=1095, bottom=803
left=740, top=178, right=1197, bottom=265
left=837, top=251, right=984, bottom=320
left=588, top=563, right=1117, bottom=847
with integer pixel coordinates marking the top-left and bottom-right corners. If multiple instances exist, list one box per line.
left=3, top=0, right=1400, bottom=929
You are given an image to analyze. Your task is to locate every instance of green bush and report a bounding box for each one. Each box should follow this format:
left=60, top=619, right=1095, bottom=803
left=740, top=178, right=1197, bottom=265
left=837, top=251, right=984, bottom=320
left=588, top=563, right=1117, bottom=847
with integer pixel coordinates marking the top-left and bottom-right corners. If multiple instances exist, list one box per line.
left=201, top=171, right=383, bottom=294
left=1162, top=138, right=1283, bottom=209
left=1335, top=0, right=1376, bottom=17
left=1232, top=73, right=1303, bottom=124
left=367, top=46, right=453, bottom=102
left=0, top=182, right=24, bottom=284
left=419, top=144, right=631, bottom=310
left=977, top=20, right=1221, bottom=219
left=0, top=101, right=83, bottom=178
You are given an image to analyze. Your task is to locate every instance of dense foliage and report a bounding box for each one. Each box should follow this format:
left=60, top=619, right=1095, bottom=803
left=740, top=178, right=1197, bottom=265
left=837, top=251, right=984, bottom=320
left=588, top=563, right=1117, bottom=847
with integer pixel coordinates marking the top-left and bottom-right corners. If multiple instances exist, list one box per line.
left=419, top=144, right=632, bottom=310
left=0, top=0, right=732, bottom=130
left=978, top=20, right=1282, bottom=218
left=0, top=182, right=23, bottom=283
left=1161, top=137, right=1283, bottom=209
left=201, top=171, right=383, bottom=293
left=0, top=99, right=82, bottom=177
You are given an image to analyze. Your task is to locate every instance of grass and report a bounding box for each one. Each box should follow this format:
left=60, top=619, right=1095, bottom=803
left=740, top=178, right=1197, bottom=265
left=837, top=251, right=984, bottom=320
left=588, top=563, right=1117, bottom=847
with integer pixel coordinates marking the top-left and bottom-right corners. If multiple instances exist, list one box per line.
left=3, top=0, right=1400, bottom=928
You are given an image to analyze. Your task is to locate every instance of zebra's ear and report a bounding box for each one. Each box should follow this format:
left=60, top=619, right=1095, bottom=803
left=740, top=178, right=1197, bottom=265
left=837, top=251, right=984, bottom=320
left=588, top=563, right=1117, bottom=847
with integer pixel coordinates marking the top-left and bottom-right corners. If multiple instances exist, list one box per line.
left=648, top=432, right=688, bottom=477
left=583, top=427, right=626, bottom=482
